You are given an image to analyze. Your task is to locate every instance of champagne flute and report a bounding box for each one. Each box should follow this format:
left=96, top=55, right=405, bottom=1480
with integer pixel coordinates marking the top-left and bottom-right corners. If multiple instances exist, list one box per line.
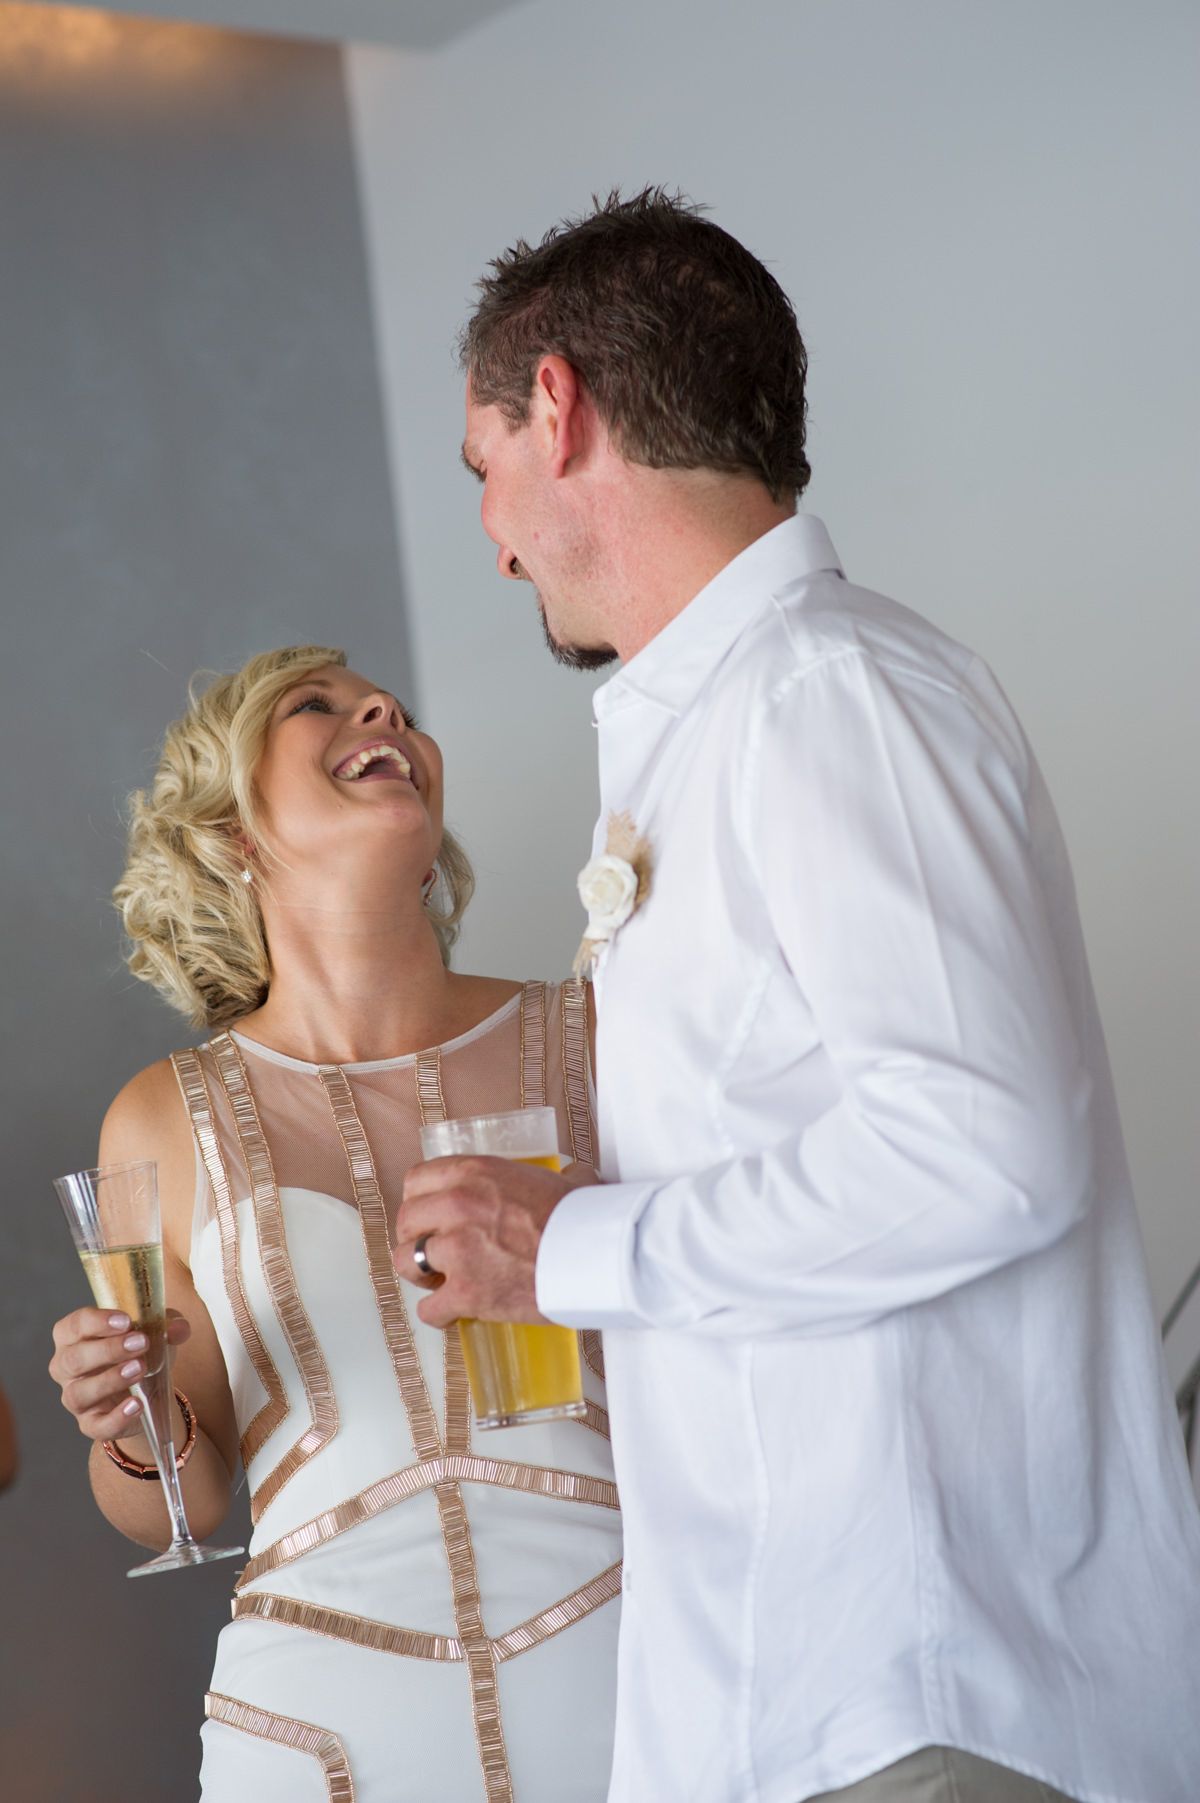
left=54, top=1159, right=244, bottom=1577
left=418, top=1107, right=586, bottom=1429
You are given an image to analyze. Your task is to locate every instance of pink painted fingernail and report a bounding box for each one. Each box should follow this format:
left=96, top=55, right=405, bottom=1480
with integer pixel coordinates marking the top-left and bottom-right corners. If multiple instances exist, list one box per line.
left=108, top=1313, right=131, bottom=1331
left=120, top=1360, right=142, bottom=1379
left=122, top=1398, right=141, bottom=1417
left=123, top=1333, right=147, bottom=1352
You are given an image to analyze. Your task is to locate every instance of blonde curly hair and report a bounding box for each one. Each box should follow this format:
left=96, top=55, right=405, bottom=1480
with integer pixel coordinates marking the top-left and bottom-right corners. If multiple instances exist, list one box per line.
left=114, top=644, right=474, bottom=1028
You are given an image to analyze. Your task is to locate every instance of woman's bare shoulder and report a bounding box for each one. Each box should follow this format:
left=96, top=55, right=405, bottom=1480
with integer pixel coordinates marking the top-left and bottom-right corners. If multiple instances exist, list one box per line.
left=442, top=973, right=524, bottom=1035
left=451, top=973, right=524, bottom=1009
left=99, top=1058, right=189, bottom=1162
left=98, top=1059, right=198, bottom=1254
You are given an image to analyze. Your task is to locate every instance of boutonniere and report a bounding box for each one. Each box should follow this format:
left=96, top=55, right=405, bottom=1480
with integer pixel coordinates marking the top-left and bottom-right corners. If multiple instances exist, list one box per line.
left=573, top=810, right=653, bottom=978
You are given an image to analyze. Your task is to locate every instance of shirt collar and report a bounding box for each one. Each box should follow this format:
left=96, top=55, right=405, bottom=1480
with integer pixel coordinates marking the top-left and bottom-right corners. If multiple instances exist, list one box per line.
left=592, top=513, right=843, bottom=721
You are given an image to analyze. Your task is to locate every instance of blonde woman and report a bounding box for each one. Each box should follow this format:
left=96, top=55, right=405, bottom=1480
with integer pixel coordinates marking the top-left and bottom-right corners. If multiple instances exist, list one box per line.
left=48, top=646, right=620, bottom=1803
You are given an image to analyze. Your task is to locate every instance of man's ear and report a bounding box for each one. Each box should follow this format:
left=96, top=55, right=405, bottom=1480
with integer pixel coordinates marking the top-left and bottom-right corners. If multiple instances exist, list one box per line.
left=532, top=354, right=586, bottom=479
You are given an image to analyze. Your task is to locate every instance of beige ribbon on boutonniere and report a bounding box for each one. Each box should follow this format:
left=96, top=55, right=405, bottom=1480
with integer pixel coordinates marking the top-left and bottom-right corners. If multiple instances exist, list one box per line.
left=573, top=810, right=653, bottom=978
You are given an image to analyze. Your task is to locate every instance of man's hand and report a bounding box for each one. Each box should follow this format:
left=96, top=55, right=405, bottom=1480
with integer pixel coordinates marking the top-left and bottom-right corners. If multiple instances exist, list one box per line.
left=395, top=1157, right=595, bottom=1328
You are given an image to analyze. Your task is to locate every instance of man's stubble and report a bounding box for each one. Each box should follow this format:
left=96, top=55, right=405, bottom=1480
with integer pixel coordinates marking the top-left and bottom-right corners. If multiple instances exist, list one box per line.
left=538, top=601, right=618, bottom=672
left=508, top=538, right=618, bottom=672
left=532, top=587, right=618, bottom=673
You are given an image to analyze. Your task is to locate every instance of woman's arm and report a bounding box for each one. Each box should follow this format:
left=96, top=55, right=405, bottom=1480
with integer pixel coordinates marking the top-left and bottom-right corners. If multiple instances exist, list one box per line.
left=49, top=1059, right=241, bottom=1549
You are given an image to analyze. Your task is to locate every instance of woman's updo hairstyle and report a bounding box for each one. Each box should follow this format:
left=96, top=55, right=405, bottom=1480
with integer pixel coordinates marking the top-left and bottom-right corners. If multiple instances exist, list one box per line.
left=114, top=643, right=474, bottom=1029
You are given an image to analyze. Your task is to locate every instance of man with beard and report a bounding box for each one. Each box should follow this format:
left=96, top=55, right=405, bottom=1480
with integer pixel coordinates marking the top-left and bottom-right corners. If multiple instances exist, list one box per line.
left=399, top=189, right=1200, bottom=1803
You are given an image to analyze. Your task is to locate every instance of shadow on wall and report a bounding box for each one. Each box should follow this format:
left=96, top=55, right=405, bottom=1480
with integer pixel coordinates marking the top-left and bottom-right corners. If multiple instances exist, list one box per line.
left=0, top=7, right=410, bottom=1796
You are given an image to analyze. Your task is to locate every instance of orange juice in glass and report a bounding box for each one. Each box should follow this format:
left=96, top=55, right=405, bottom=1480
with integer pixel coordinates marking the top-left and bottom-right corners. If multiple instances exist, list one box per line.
left=418, top=1107, right=585, bottom=1429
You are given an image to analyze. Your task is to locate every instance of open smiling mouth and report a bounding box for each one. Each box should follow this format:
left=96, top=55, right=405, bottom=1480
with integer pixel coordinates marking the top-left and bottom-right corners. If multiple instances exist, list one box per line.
left=334, top=743, right=414, bottom=784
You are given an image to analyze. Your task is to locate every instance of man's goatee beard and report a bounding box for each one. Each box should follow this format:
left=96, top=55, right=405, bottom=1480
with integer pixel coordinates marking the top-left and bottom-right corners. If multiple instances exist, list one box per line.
left=537, top=597, right=619, bottom=672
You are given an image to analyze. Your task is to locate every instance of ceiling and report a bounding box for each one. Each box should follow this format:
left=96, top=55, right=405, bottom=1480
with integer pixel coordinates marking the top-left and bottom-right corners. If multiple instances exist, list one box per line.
left=24, top=0, right=526, bottom=48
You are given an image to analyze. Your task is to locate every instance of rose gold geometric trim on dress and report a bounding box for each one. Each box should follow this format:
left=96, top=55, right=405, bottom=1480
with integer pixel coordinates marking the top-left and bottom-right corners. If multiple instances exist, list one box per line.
left=170, top=1049, right=285, bottom=1467
left=317, top=1066, right=442, bottom=1465
left=231, top=1561, right=623, bottom=1666
left=519, top=980, right=547, bottom=1111
left=410, top=1049, right=473, bottom=1454
left=443, top=1326, right=472, bottom=1457
left=231, top=1591, right=462, bottom=1661
left=577, top=1398, right=611, bottom=1440
left=208, top=1032, right=338, bottom=1524
left=205, top=1692, right=353, bottom=1801
left=434, top=1479, right=513, bottom=1803
left=560, top=978, right=596, bottom=1169
left=492, top=1559, right=623, bottom=1661
left=415, top=1011, right=514, bottom=1794
left=411, top=1044, right=513, bottom=1798
left=414, top=1046, right=446, bottom=1125
left=236, top=1453, right=620, bottom=1588
left=581, top=1328, right=605, bottom=1382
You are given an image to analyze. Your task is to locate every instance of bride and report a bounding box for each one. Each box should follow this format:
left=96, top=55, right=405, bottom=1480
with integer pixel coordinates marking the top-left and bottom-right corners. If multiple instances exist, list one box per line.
left=49, top=644, right=620, bottom=1802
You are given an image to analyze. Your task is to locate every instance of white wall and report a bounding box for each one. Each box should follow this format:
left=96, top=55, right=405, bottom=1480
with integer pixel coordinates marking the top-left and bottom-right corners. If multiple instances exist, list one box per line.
left=346, top=0, right=1200, bottom=1315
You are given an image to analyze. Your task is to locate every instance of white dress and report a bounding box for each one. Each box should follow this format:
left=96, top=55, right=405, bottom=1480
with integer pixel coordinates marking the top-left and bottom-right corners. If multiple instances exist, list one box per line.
left=171, top=982, right=621, bottom=1803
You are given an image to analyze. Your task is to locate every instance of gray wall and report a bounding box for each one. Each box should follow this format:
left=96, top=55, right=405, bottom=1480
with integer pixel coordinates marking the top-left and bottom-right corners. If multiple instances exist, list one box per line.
left=0, top=8, right=410, bottom=1795
left=348, top=0, right=1200, bottom=1320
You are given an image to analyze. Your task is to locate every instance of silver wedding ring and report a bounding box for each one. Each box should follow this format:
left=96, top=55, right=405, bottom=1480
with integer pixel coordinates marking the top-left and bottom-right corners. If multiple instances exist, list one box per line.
left=412, top=1233, right=437, bottom=1279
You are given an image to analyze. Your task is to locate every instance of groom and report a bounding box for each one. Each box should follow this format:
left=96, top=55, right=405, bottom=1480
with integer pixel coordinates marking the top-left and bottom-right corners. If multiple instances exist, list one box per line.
left=398, top=191, right=1200, bottom=1803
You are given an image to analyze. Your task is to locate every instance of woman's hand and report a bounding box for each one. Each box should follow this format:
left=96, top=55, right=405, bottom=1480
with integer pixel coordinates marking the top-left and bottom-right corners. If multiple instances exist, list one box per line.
left=49, top=1307, right=191, bottom=1446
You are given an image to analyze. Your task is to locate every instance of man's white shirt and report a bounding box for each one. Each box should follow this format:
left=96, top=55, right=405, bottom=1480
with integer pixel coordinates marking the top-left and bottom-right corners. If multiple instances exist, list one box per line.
left=537, top=515, right=1200, bottom=1803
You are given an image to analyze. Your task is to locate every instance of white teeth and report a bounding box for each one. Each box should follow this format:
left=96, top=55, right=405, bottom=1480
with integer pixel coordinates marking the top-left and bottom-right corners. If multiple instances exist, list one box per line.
left=339, top=743, right=412, bottom=780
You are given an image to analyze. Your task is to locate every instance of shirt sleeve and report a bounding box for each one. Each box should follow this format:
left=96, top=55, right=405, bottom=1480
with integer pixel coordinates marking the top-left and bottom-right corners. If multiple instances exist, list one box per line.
left=537, top=645, right=1096, bottom=1336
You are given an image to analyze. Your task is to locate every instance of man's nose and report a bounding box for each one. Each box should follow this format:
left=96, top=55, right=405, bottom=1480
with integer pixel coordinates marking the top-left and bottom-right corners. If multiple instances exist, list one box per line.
left=497, top=546, right=527, bottom=581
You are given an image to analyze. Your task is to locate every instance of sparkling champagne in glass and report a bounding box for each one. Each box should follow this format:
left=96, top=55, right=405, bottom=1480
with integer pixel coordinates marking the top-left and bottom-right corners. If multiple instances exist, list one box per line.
left=54, top=1159, right=243, bottom=1577
left=418, top=1107, right=586, bottom=1429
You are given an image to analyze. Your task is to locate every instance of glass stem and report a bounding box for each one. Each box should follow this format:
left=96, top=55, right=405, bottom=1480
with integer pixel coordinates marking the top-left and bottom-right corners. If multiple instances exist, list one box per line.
left=132, top=1371, right=194, bottom=1549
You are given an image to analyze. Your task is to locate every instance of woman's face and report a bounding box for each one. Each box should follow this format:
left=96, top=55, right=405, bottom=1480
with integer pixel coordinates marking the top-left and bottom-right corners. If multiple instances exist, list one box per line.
left=251, top=665, right=444, bottom=879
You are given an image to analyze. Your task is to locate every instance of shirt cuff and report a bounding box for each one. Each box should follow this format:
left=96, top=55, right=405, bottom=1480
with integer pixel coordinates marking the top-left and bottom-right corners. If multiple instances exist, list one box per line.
left=535, top=1180, right=658, bottom=1329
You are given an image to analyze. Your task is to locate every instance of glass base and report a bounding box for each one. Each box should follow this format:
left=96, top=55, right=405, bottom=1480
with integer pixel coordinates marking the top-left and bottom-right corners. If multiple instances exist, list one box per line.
left=127, top=1541, right=244, bottom=1579
left=475, top=1399, right=587, bottom=1431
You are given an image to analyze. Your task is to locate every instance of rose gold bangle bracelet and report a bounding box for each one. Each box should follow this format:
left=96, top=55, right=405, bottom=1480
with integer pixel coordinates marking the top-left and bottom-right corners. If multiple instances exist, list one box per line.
left=102, top=1389, right=198, bottom=1480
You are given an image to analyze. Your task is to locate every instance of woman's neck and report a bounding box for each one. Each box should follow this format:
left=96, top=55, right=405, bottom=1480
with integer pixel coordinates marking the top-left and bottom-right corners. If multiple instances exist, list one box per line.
left=236, top=885, right=520, bottom=1065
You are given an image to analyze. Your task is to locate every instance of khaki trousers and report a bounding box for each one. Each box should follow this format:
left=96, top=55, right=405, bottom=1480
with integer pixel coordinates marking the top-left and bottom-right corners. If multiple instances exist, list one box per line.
left=807, top=1746, right=1079, bottom=1802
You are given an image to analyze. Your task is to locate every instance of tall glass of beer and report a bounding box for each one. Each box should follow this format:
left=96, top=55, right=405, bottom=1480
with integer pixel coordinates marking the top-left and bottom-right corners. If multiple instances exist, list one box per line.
left=418, top=1107, right=586, bottom=1430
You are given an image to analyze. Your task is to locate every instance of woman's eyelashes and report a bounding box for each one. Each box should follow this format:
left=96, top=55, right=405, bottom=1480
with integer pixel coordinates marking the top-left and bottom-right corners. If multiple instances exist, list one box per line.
left=285, top=691, right=419, bottom=731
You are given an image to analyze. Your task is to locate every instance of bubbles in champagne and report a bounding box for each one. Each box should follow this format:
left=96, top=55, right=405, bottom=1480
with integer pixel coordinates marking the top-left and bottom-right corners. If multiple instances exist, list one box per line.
left=79, top=1242, right=167, bottom=1370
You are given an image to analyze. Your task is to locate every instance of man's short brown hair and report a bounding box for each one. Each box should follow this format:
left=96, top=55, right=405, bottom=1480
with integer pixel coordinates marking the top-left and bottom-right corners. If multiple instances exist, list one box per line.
left=461, top=188, right=811, bottom=503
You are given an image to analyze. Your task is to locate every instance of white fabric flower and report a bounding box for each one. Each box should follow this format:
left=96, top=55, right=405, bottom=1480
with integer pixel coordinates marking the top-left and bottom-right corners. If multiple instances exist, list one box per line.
left=577, top=852, right=639, bottom=942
